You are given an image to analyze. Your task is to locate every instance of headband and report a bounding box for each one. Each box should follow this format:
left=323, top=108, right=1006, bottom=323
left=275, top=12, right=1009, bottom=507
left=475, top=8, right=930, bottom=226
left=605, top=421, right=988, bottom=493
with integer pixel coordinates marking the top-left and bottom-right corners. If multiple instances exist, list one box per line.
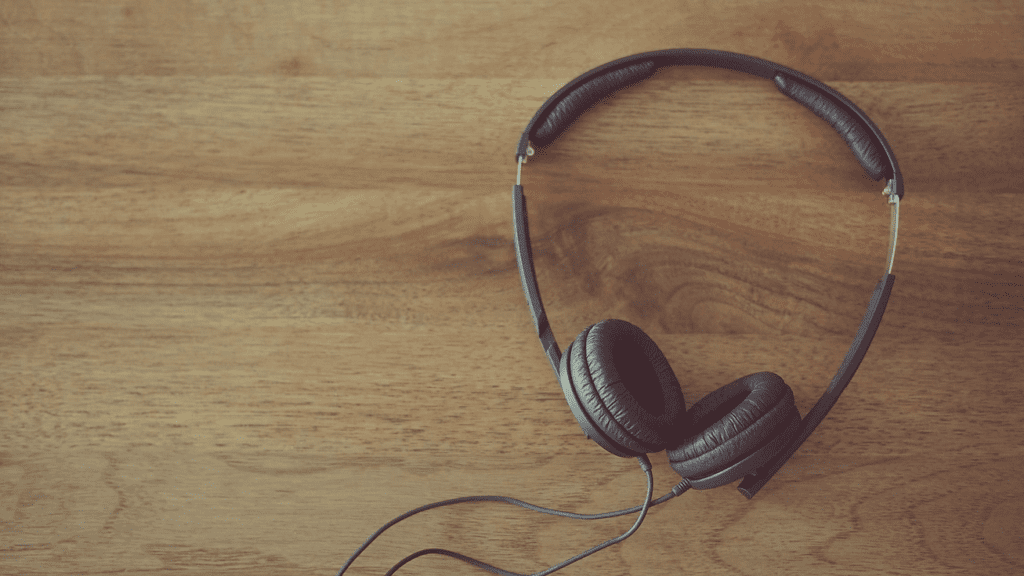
left=511, top=48, right=901, bottom=498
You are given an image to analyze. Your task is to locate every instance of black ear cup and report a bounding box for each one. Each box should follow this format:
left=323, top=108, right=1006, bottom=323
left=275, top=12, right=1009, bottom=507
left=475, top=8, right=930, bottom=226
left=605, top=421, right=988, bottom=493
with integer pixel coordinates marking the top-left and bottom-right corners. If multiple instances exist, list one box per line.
left=666, top=372, right=801, bottom=489
left=559, top=319, right=688, bottom=458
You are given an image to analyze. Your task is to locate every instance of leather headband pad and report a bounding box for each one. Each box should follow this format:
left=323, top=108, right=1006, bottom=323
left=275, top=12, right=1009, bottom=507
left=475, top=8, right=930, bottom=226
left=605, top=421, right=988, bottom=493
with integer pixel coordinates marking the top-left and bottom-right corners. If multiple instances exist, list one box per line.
left=530, top=60, right=658, bottom=148
left=774, top=73, right=891, bottom=181
left=524, top=57, right=893, bottom=185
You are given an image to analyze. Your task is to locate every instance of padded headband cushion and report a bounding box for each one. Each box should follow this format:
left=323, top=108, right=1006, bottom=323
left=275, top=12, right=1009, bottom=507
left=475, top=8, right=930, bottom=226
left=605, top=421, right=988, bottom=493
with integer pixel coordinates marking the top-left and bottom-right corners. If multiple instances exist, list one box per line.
left=667, top=371, right=799, bottom=481
left=566, top=319, right=688, bottom=454
left=531, top=60, right=657, bottom=148
left=773, top=73, right=891, bottom=181
left=522, top=53, right=893, bottom=184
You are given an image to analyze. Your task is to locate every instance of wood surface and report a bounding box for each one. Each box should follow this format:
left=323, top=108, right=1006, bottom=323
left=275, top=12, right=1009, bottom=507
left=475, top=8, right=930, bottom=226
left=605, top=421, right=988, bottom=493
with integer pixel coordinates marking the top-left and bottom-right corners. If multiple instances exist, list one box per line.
left=2, top=1, right=1022, bottom=574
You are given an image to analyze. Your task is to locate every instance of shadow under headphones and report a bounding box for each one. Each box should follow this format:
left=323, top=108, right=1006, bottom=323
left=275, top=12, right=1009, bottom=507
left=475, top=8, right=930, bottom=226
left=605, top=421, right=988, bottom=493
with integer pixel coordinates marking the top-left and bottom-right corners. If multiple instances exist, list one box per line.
left=337, top=48, right=903, bottom=576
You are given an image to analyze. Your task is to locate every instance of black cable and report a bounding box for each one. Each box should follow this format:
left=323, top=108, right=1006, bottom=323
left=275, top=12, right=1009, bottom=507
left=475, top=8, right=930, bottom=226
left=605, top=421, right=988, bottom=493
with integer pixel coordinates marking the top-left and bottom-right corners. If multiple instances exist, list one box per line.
left=335, top=455, right=692, bottom=576
left=383, top=456, right=654, bottom=576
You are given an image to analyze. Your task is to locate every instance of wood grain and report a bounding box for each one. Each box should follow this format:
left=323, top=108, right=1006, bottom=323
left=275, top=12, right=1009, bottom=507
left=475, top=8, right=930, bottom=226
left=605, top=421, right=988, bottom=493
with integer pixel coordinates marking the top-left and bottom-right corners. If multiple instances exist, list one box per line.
left=2, top=1, right=1022, bottom=575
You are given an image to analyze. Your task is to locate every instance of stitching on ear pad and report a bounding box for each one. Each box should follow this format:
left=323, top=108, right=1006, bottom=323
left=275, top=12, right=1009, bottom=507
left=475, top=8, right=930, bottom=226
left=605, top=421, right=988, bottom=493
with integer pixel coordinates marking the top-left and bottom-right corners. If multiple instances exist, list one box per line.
left=666, top=371, right=800, bottom=481
left=568, top=319, right=688, bottom=455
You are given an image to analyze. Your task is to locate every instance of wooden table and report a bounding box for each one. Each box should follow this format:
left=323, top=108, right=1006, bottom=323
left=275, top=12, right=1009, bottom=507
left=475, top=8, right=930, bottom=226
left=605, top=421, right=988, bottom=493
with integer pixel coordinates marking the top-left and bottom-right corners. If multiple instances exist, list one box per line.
left=2, top=1, right=1022, bottom=574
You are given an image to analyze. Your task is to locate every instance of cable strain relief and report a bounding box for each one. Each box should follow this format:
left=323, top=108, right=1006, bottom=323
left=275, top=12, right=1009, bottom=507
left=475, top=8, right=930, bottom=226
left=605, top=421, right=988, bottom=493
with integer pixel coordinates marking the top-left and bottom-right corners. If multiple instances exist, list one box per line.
left=671, top=479, right=691, bottom=497
left=636, top=454, right=652, bottom=473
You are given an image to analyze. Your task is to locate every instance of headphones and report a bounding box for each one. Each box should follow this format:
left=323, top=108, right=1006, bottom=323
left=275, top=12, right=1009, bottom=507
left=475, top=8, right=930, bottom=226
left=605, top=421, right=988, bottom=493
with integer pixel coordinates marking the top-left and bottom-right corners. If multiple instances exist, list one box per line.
left=338, top=48, right=902, bottom=576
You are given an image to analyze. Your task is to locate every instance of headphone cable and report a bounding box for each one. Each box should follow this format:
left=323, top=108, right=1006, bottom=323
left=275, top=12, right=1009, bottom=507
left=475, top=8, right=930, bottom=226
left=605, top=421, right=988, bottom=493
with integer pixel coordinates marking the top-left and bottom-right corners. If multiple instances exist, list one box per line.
left=335, top=455, right=692, bottom=576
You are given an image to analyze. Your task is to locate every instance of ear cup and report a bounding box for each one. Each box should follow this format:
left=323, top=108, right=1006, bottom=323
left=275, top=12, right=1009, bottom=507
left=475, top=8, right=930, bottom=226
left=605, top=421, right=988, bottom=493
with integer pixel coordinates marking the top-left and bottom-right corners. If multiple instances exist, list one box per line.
left=560, top=319, right=688, bottom=457
left=667, top=372, right=801, bottom=488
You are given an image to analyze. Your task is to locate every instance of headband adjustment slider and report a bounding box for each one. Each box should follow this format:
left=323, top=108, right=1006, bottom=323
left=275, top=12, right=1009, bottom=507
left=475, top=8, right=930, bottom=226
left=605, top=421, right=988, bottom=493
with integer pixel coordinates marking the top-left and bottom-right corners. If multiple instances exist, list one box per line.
left=516, top=145, right=534, bottom=186
left=882, top=179, right=897, bottom=205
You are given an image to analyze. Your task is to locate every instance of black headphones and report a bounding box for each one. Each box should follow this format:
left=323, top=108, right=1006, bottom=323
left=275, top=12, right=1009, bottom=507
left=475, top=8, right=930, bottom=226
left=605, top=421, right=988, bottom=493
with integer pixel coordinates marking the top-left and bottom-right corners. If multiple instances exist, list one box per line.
left=338, top=48, right=903, bottom=576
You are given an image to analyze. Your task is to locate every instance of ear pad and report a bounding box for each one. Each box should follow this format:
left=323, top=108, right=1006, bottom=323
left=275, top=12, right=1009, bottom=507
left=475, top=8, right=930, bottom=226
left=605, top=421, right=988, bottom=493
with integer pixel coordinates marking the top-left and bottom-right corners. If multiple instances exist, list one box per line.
left=560, top=319, right=688, bottom=457
left=667, top=372, right=801, bottom=488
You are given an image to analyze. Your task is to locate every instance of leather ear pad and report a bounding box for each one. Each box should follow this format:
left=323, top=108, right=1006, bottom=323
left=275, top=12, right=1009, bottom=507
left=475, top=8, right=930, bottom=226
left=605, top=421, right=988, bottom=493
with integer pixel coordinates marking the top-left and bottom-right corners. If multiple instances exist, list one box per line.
left=667, top=371, right=800, bottom=483
left=562, top=319, right=688, bottom=455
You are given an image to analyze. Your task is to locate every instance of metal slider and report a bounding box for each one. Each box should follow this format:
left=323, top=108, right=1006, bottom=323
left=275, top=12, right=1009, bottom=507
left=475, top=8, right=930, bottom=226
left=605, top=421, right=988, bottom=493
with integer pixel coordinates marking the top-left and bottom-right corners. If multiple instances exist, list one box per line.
left=516, top=145, right=535, bottom=186
left=882, top=180, right=900, bottom=275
